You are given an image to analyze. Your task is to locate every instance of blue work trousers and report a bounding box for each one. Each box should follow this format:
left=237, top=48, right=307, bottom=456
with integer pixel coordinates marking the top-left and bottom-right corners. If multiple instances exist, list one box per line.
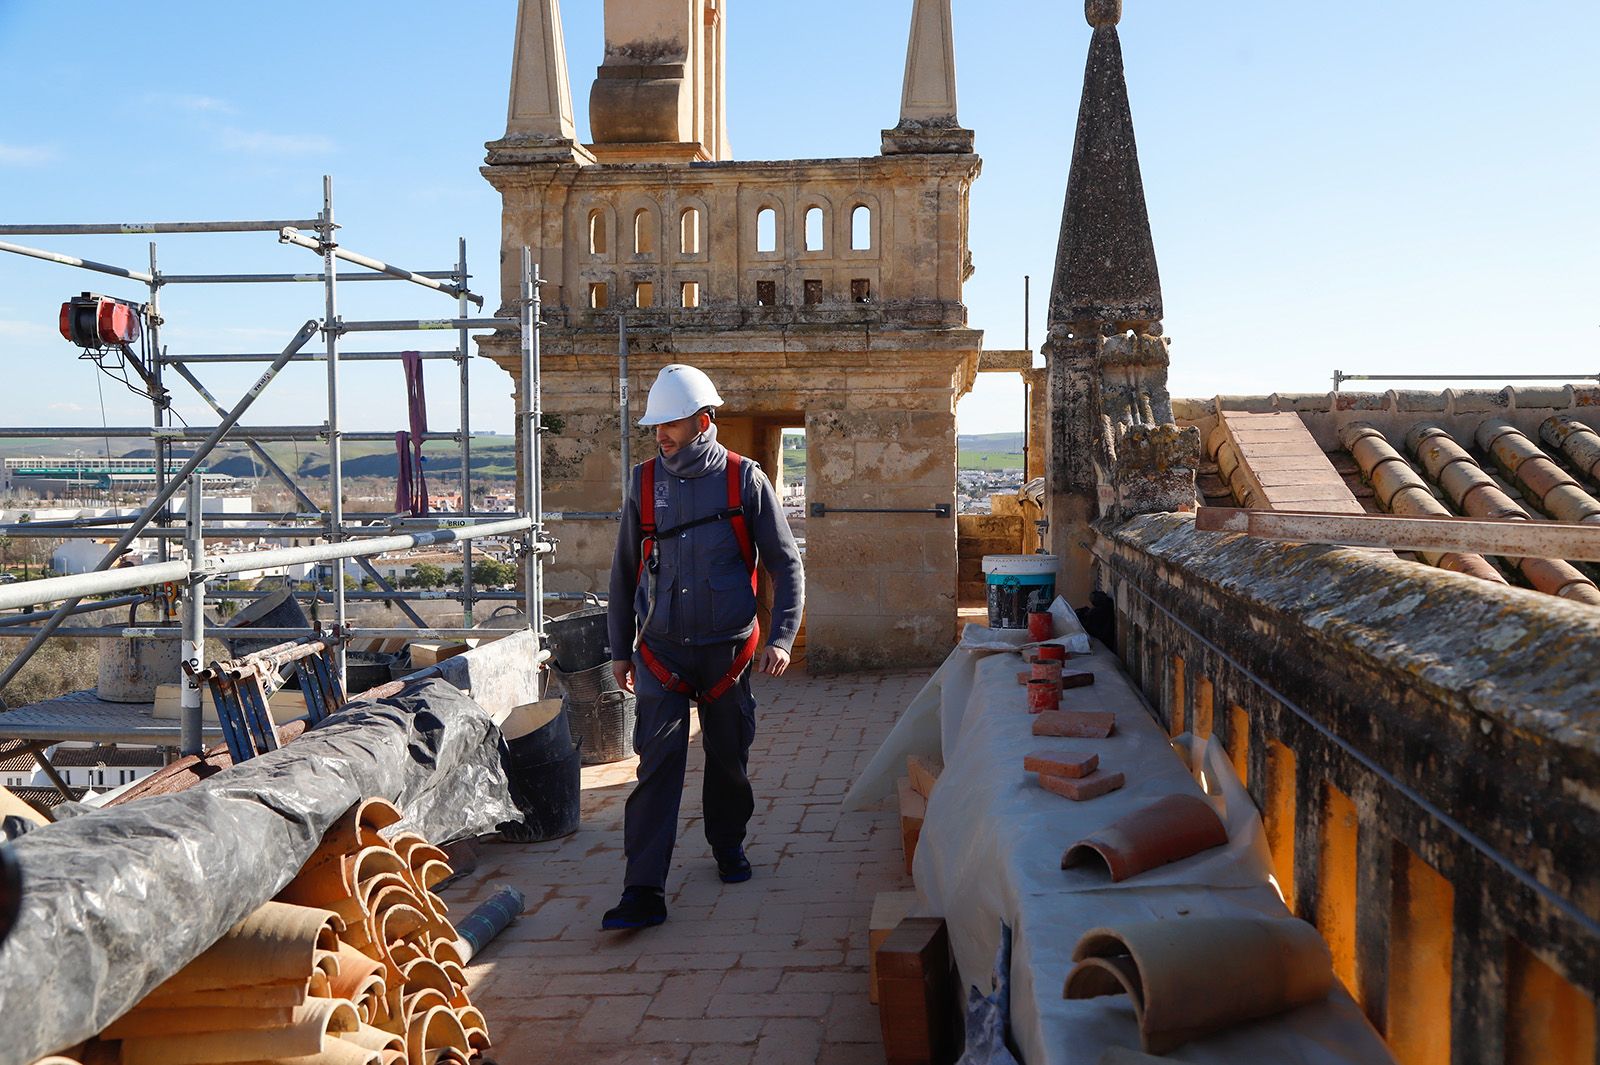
left=623, top=639, right=757, bottom=890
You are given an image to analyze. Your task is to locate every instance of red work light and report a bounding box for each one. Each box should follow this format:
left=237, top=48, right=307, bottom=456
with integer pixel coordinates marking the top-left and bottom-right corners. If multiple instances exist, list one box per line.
left=59, top=292, right=143, bottom=349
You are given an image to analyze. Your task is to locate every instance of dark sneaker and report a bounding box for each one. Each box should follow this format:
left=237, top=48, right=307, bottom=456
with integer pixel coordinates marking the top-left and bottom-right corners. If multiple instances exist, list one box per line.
left=714, top=845, right=752, bottom=884
left=601, top=887, right=667, bottom=930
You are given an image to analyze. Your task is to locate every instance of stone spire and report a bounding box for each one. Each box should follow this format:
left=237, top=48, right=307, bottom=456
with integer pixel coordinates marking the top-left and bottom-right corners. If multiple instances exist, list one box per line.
left=490, top=0, right=591, bottom=164
left=1041, top=0, right=1196, bottom=607
left=882, top=0, right=974, bottom=155
left=1048, top=0, right=1162, bottom=333
left=587, top=0, right=730, bottom=163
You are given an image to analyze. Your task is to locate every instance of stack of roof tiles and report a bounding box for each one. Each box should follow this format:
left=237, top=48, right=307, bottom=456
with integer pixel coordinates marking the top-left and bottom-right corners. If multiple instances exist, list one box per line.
left=1183, top=388, right=1600, bottom=606
left=75, top=797, right=488, bottom=1064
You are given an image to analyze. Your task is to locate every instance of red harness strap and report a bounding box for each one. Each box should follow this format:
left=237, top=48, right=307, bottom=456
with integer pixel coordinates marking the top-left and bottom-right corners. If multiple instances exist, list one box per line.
left=636, top=452, right=761, bottom=701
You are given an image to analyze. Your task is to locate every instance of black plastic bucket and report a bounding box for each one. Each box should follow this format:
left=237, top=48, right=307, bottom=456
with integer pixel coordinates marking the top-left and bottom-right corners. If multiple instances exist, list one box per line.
left=501, top=709, right=581, bottom=842
left=544, top=607, right=611, bottom=673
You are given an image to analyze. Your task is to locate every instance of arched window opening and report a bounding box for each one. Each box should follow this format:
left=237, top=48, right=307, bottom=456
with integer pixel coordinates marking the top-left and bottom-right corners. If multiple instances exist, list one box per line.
left=851, top=205, right=872, bottom=251
left=588, top=282, right=609, bottom=309
left=588, top=210, right=607, bottom=256
left=804, top=207, right=825, bottom=252
left=634, top=209, right=655, bottom=255
left=680, top=208, right=701, bottom=255
left=756, top=207, right=777, bottom=254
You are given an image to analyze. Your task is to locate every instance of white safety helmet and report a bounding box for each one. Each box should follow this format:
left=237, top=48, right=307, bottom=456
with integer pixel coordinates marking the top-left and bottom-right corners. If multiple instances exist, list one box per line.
left=637, top=364, right=724, bottom=427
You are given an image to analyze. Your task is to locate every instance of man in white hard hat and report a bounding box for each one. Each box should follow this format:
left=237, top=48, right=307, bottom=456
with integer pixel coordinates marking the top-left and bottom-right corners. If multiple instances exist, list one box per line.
left=601, top=364, right=805, bottom=930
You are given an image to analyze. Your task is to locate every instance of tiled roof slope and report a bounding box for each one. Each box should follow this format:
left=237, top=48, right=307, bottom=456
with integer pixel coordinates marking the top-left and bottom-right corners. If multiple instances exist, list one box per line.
left=0, top=741, right=166, bottom=773
left=1176, top=386, right=1600, bottom=606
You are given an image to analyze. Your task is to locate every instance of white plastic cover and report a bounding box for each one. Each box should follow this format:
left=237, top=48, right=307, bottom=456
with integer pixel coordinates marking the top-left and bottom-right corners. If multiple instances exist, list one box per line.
left=851, top=629, right=1395, bottom=1065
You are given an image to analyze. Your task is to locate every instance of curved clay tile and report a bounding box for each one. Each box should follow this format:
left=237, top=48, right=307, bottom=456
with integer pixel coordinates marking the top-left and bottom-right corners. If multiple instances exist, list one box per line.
left=405, top=1004, right=472, bottom=1064
left=456, top=1004, right=490, bottom=1050
left=341, top=1022, right=406, bottom=1057
left=120, top=996, right=359, bottom=1065
left=1061, top=793, right=1228, bottom=882
left=150, top=901, right=342, bottom=996
left=1063, top=917, right=1333, bottom=1053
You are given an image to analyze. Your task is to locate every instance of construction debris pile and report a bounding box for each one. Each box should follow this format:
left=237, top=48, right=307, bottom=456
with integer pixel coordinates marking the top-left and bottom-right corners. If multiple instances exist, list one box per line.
left=68, top=797, right=489, bottom=1064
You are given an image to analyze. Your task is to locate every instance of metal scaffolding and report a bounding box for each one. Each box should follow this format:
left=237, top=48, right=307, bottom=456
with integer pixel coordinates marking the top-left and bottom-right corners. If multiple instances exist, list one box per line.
left=0, top=178, right=552, bottom=765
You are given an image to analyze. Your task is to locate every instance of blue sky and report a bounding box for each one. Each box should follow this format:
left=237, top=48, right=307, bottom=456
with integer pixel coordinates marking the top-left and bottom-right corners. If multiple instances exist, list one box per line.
left=1, top=1, right=1596, bottom=440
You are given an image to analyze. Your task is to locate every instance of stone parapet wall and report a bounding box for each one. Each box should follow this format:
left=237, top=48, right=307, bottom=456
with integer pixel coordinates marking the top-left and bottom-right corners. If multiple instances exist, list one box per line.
left=1099, top=512, right=1599, bottom=1058
left=956, top=509, right=1023, bottom=605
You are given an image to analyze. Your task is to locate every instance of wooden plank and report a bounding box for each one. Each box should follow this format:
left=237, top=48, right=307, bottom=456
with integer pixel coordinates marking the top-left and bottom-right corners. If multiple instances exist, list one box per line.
left=898, top=777, right=927, bottom=878
left=876, top=917, right=956, bottom=1065
left=869, top=891, right=922, bottom=1005
left=906, top=754, right=941, bottom=800
left=1197, top=507, right=1600, bottom=561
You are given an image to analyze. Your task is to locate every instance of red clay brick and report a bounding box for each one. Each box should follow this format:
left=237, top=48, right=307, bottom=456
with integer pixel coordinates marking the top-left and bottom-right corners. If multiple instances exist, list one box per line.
left=1062, top=670, right=1095, bottom=689
left=1032, top=710, right=1116, bottom=738
left=1022, top=749, right=1099, bottom=778
left=1038, top=768, right=1126, bottom=801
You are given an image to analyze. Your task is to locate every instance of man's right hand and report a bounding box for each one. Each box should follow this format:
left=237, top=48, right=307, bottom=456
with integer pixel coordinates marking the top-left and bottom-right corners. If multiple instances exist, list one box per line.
left=611, top=659, right=635, bottom=694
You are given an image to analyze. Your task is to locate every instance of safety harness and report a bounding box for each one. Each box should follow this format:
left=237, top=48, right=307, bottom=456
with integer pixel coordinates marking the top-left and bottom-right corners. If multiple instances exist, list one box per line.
left=636, top=452, right=761, bottom=702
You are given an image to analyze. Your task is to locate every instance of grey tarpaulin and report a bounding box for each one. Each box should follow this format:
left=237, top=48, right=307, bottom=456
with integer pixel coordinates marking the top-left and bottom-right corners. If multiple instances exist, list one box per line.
left=0, top=678, right=518, bottom=1065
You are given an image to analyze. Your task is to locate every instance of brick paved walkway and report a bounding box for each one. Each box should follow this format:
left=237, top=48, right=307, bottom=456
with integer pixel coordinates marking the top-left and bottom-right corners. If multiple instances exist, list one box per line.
left=444, top=666, right=930, bottom=1065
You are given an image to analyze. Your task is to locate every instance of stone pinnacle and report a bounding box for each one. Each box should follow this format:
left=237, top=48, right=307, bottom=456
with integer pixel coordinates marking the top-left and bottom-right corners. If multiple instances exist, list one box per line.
left=1086, top=0, right=1122, bottom=29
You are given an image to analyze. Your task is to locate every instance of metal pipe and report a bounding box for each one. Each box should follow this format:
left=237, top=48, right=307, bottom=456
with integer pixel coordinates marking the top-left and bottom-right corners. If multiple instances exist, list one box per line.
left=333, top=318, right=516, bottom=333
left=0, top=516, right=542, bottom=613
left=149, top=242, right=170, bottom=570
left=521, top=249, right=546, bottom=639
left=279, top=228, right=483, bottom=307
left=1334, top=371, right=1599, bottom=393
left=0, top=219, right=323, bottom=236
left=1477, top=419, right=1600, bottom=524
left=458, top=237, right=475, bottom=626
left=158, top=350, right=460, bottom=364
left=321, top=177, right=348, bottom=689
left=0, top=595, right=149, bottom=627
left=0, top=239, right=153, bottom=282
left=0, top=320, right=320, bottom=697
left=159, top=271, right=457, bottom=285
left=203, top=589, right=525, bottom=603
left=1405, top=422, right=1600, bottom=605
left=21, top=522, right=518, bottom=539
left=180, top=477, right=205, bottom=755
left=0, top=625, right=528, bottom=641
left=0, top=424, right=452, bottom=443
left=1338, top=422, right=1506, bottom=584
left=619, top=311, right=631, bottom=508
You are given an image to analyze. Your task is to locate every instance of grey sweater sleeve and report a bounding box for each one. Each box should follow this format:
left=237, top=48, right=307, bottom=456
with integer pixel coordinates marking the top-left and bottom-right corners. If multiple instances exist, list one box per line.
left=747, top=465, right=805, bottom=653
left=607, top=469, right=642, bottom=662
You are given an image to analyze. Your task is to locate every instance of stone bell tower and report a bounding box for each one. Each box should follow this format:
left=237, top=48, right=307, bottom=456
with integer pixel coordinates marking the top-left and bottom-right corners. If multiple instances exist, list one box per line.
left=483, top=0, right=984, bottom=671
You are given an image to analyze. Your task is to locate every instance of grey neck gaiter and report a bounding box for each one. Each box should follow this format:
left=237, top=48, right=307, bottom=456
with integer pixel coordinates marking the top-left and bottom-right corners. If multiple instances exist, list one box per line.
left=658, top=420, right=725, bottom=479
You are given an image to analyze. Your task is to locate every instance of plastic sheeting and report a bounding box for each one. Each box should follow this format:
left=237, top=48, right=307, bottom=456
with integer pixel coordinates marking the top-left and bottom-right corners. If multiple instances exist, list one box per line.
left=853, top=631, right=1395, bottom=1065
left=843, top=599, right=1091, bottom=813
left=0, top=679, right=518, bottom=1065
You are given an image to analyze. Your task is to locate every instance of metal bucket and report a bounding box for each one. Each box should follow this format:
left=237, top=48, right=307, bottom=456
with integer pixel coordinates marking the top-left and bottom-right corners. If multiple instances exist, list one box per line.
left=553, top=661, right=636, bottom=765
left=96, top=602, right=183, bottom=703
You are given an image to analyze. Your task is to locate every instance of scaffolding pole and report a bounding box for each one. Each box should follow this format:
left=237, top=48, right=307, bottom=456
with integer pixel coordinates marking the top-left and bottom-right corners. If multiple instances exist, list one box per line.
left=0, top=321, right=320, bottom=701
left=458, top=238, right=476, bottom=625
left=0, top=180, right=549, bottom=712
left=320, top=178, right=347, bottom=686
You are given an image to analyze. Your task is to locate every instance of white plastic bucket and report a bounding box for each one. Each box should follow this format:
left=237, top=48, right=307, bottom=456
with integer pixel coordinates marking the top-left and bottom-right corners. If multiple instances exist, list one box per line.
left=982, top=554, right=1059, bottom=629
